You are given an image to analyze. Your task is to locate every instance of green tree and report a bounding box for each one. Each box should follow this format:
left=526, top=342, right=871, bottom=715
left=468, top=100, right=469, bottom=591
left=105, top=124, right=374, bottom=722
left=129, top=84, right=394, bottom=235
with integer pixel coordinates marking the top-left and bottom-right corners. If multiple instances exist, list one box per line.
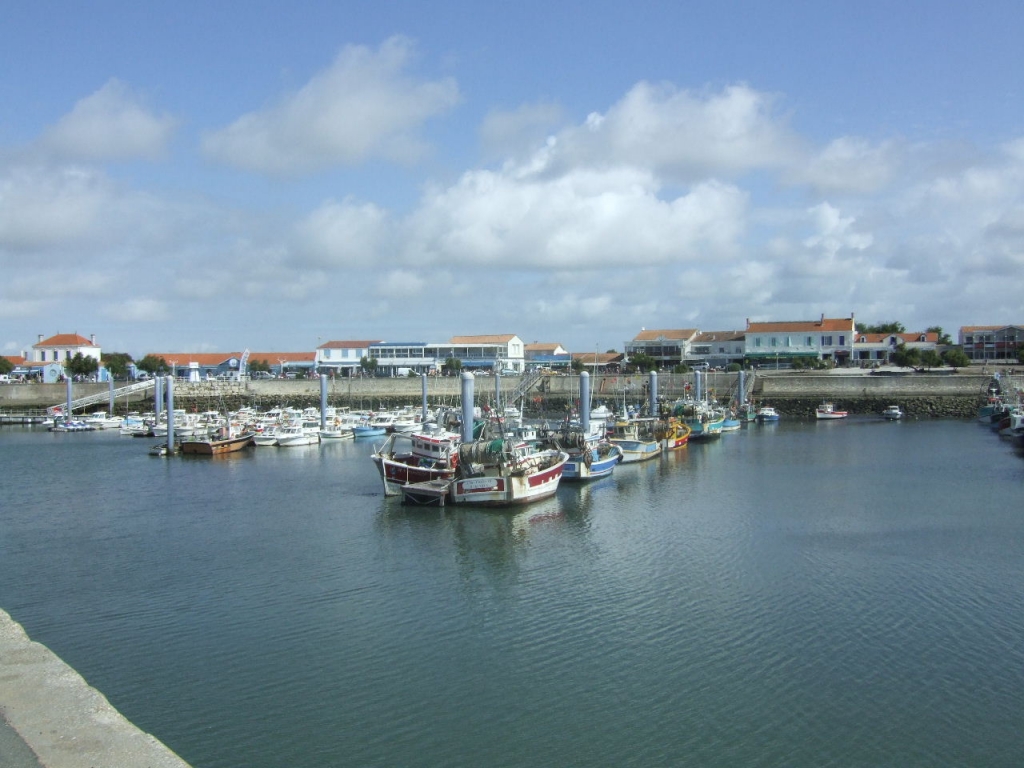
left=441, top=357, right=462, bottom=375
left=101, top=352, right=133, bottom=379
left=1018, top=347, right=1024, bottom=364
left=570, top=357, right=585, bottom=374
left=942, top=348, right=971, bottom=369
left=926, top=326, right=953, bottom=345
left=359, top=356, right=378, bottom=375
left=919, top=349, right=943, bottom=369
left=856, top=321, right=906, bottom=334
left=672, top=364, right=690, bottom=373
left=890, top=344, right=921, bottom=367
left=628, top=353, right=657, bottom=373
left=66, top=353, right=99, bottom=378
left=0, top=357, right=13, bottom=375
left=136, top=355, right=168, bottom=374
left=248, top=358, right=272, bottom=373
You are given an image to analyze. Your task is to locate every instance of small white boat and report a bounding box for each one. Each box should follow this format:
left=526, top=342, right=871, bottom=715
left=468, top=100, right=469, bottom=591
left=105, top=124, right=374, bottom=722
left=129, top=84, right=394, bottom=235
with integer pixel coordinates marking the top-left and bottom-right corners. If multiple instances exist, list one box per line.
left=275, top=425, right=319, bottom=447
left=756, top=406, right=780, bottom=422
left=83, top=412, right=124, bottom=430
left=882, top=405, right=903, bottom=420
left=815, top=402, right=848, bottom=420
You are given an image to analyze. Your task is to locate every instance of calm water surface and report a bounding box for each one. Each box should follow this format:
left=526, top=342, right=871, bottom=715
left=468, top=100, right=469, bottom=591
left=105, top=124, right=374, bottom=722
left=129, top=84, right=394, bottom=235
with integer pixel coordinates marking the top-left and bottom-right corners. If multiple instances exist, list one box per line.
left=2, top=419, right=1023, bottom=767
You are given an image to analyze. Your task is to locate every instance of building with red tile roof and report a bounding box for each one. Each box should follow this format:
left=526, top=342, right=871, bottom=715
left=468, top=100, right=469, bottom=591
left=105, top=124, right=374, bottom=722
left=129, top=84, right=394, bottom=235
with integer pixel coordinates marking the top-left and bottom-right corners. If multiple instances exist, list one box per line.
left=745, top=315, right=856, bottom=364
left=31, top=333, right=101, bottom=364
left=853, top=332, right=940, bottom=364
left=958, top=325, right=1024, bottom=362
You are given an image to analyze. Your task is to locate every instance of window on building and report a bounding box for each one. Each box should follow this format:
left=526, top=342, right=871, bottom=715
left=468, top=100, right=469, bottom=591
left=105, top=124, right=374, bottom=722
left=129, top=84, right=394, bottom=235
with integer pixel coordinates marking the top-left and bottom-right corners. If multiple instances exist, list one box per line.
left=755, top=338, right=762, bottom=347
left=822, top=336, right=833, bottom=346
left=770, top=337, right=777, bottom=347
left=807, top=336, right=813, bottom=346
left=838, top=335, right=845, bottom=346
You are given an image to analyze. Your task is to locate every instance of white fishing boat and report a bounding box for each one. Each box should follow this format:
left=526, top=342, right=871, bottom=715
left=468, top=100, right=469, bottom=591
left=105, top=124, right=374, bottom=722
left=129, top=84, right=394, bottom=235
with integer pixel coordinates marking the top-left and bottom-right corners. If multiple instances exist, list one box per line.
left=372, top=425, right=461, bottom=496
left=882, top=405, right=903, bottom=420
left=415, top=438, right=567, bottom=507
left=815, top=402, right=849, bottom=420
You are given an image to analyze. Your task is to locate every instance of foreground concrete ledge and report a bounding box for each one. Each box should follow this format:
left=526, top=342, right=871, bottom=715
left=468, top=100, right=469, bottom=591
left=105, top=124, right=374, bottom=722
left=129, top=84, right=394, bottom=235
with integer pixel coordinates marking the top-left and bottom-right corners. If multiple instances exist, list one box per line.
left=0, top=609, right=191, bottom=768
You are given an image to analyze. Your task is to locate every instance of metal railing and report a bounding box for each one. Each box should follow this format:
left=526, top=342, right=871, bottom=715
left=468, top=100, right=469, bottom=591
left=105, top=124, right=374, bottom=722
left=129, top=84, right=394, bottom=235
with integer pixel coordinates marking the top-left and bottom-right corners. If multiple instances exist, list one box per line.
left=48, top=380, right=155, bottom=416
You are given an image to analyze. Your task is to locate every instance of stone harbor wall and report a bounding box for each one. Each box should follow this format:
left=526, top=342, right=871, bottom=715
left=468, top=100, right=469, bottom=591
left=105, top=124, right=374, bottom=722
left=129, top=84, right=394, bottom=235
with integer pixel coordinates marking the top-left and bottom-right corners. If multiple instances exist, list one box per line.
left=0, top=608, right=191, bottom=768
left=0, top=371, right=1004, bottom=420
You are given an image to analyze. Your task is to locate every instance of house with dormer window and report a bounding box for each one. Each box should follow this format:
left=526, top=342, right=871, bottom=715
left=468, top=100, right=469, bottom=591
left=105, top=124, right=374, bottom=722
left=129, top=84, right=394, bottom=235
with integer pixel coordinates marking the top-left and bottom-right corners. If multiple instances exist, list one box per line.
left=854, top=332, right=939, bottom=364
left=744, top=315, right=856, bottom=366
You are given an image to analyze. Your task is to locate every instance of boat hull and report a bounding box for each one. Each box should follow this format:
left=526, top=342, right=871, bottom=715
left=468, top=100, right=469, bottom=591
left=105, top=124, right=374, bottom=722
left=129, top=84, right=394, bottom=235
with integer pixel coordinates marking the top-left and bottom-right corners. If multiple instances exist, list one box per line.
left=372, top=454, right=457, bottom=496
left=562, top=445, right=623, bottom=480
left=609, top=439, right=662, bottom=462
left=179, top=433, right=255, bottom=455
left=450, top=452, right=567, bottom=506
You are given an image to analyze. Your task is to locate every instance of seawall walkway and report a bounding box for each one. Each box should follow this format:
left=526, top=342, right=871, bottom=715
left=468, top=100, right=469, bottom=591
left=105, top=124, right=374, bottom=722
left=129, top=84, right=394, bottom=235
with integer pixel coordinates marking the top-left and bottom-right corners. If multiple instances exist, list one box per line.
left=0, top=609, right=190, bottom=768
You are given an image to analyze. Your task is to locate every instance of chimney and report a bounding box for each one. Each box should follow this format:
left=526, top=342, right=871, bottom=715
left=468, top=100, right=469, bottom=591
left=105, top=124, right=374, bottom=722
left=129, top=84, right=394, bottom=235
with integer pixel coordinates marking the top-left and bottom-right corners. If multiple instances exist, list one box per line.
left=90, top=334, right=96, bottom=345
left=820, top=313, right=825, bottom=325
left=38, top=334, right=43, bottom=343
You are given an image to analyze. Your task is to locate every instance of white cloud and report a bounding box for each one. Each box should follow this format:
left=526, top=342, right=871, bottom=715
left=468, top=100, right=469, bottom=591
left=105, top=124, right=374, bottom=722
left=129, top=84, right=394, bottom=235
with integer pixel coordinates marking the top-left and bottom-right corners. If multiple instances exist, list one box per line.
left=40, top=79, right=176, bottom=161
left=802, top=202, right=874, bottom=260
left=203, top=36, right=460, bottom=174
left=0, top=166, right=113, bottom=254
left=789, top=137, right=897, bottom=194
left=480, top=101, right=565, bottom=159
left=545, top=82, right=802, bottom=180
left=294, top=198, right=393, bottom=267
left=101, top=297, right=171, bottom=324
left=375, top=270, right=425, bottom=298
left=405, top=164, right=748, bottom=269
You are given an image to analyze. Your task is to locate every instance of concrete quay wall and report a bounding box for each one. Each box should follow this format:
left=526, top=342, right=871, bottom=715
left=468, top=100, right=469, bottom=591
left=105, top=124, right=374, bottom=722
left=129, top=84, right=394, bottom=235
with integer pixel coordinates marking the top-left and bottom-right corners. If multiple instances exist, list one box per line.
left=0, top=608, right=191, bottom=768
left=0, top=372, right=999, bottom=418
left=753, top=372, right=996, bottom=419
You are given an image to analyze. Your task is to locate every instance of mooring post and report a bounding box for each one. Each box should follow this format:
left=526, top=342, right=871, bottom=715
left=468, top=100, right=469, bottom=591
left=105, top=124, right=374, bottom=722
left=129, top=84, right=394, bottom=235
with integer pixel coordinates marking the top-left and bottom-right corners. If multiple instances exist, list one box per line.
left=319, top=374, right=328, bottom=431
left=461, top=372, right=475, bottom=443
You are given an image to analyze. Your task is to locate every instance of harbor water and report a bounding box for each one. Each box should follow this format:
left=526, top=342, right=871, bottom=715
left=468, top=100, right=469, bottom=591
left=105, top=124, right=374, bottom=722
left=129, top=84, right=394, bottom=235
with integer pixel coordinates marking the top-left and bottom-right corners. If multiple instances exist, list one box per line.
left=2, top=419, right=1023, bottom=767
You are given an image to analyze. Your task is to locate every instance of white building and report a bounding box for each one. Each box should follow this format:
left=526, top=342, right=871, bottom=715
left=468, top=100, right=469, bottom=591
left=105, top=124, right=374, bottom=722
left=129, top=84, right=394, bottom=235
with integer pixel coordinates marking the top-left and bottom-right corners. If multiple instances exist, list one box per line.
left=744, top=315, right=856, bottom=366
left=31, top=333, right=101, bottom=364
left=316, top=340, right=384, bottom=373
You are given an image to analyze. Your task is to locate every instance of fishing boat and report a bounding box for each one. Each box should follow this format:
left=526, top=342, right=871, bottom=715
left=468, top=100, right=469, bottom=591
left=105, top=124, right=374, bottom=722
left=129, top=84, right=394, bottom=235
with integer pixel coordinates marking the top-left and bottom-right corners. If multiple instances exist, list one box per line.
left=442, top=438, right=567, bottom=506
left=608, top=416, right=663, bottom=462
left=372, top=426, right=461, bottom=496
left=179, top=431, right=255, bottom=455
left=756, top=406, right=780, bottom=422
left=815, top=402, right=848, bottom=420
left=737, top=402, right=758, bottom=423
left=655, top=417, right=692, bottom=450
left=882, top=405, right=903, bottom=420
left=720, top=411, right=742, bottom=432
left=556, top=421, right=624, bottom=481
left=684, top=404, right=726, bottom=441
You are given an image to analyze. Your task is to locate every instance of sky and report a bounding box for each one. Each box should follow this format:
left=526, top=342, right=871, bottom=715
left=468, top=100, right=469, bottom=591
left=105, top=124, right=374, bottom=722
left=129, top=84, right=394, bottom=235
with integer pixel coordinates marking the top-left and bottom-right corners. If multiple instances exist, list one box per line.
left=2, top=0, right=1023, bottom=358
